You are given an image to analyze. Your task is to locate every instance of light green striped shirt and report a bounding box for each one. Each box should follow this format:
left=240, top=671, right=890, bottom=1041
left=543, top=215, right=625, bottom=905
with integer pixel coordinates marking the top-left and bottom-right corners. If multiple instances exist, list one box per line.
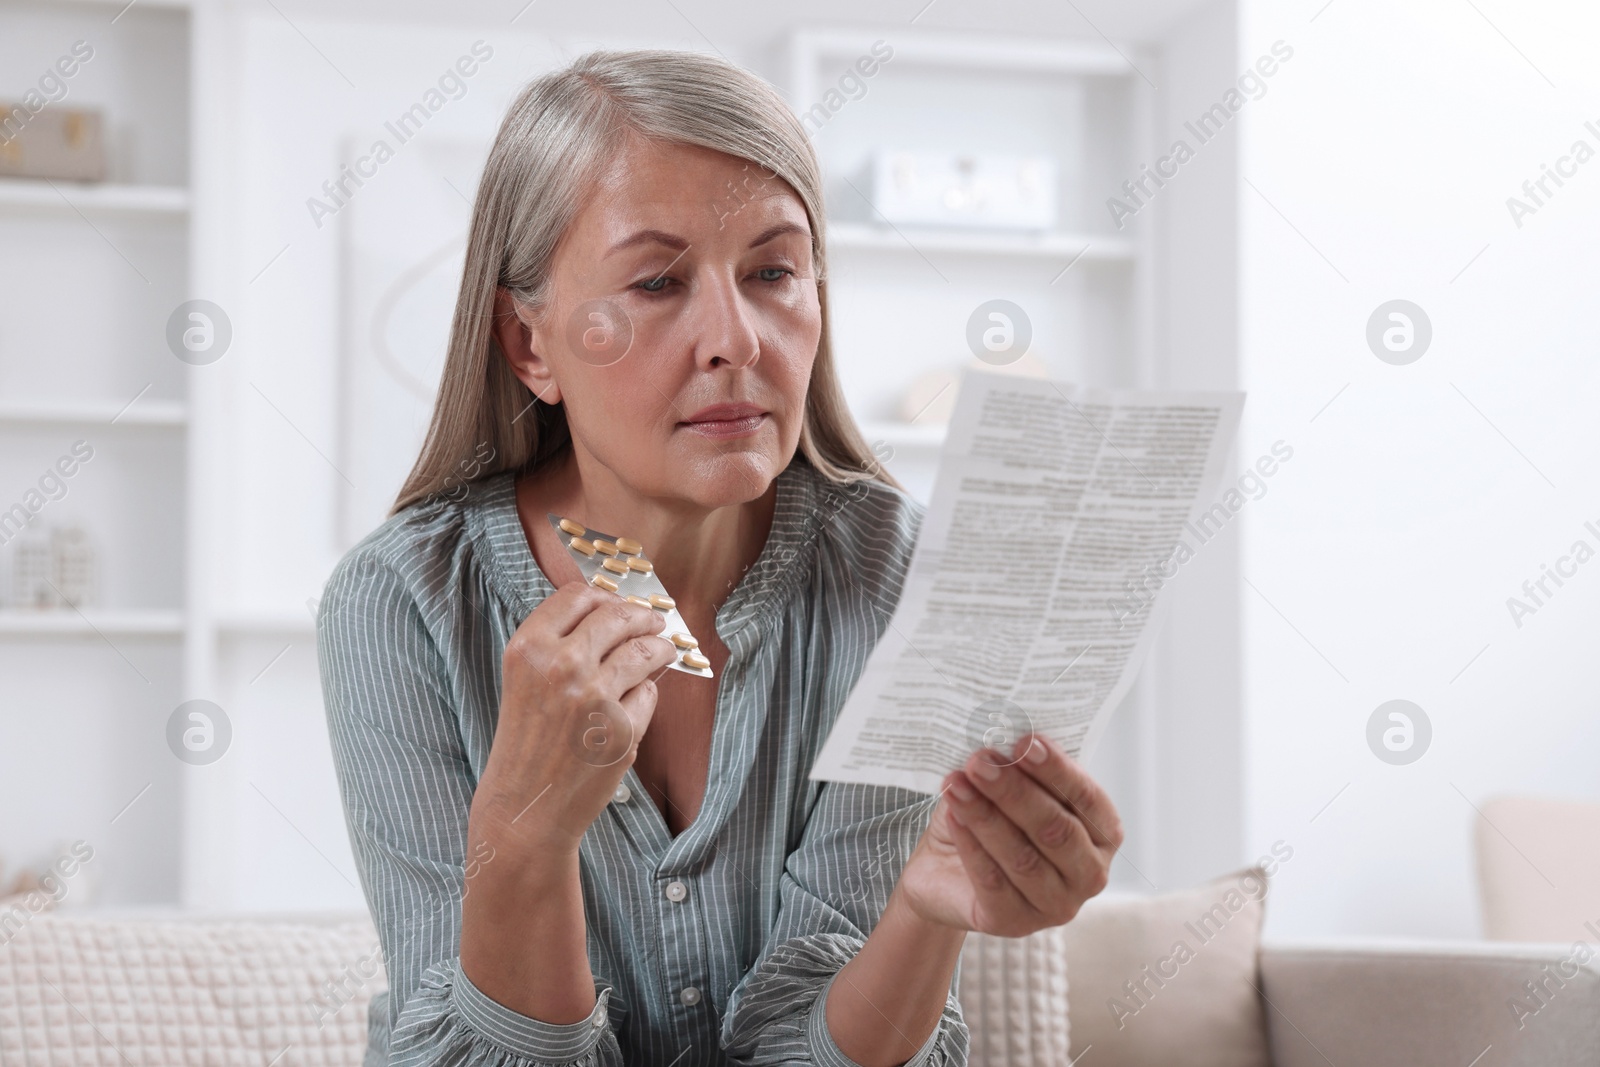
left=317, top=456, right=969, bottom=1066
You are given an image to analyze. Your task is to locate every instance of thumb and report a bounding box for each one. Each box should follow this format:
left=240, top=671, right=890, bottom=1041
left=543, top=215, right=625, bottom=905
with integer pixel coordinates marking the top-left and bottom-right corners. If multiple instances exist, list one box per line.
left=618, top=674, right=661, bottom=743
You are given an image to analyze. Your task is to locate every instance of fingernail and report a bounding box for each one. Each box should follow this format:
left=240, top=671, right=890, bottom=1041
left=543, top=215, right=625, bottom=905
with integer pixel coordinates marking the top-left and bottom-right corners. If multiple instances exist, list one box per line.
left=947, top=777, right=975, bottom=802
left=972, top=755, right=1002, bottom=781
left=1024, top=737, right=1048, bottom=765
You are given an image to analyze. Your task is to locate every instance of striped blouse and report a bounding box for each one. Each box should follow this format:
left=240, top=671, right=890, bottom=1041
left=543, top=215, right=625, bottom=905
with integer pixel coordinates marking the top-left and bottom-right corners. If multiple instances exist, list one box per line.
left=316, top=455, right=970, bottom=1067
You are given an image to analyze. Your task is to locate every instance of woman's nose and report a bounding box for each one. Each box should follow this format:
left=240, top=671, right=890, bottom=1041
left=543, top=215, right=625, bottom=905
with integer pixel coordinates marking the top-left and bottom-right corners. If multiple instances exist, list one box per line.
left=691, top=273, right=760, bottom=369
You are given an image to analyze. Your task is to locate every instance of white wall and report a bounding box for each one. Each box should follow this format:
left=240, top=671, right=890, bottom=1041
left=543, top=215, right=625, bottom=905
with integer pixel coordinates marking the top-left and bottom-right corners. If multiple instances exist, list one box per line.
left=1238, top=0, right=1600, bottom=940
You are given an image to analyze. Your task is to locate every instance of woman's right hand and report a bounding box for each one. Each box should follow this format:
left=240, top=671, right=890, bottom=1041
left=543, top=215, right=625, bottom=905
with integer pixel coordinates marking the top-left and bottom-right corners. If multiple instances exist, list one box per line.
left=473, top=582, right=678, bottom=854
left=460, top=582, right=673, bottom=1020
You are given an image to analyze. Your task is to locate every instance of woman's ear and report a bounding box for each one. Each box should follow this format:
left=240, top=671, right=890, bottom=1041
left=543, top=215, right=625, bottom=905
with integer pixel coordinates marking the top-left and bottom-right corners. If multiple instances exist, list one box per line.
left=492, top=288, right=562, bottom=406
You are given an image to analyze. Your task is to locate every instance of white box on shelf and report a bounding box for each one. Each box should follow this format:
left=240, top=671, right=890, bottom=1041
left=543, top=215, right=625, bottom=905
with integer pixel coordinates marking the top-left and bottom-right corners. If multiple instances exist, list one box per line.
left=867, top=148, right=1057, bottom=230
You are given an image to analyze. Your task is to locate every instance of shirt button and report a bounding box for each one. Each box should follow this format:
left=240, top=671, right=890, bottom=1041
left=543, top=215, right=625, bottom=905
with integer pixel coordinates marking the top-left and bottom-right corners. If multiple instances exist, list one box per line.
left=679, top=986, right=701, bottom=1006
left=612, top=783, right=631, bottom=804
left=591, top=1013, right=605, bottom=1029
left=665, top=880, right=688, bottom=903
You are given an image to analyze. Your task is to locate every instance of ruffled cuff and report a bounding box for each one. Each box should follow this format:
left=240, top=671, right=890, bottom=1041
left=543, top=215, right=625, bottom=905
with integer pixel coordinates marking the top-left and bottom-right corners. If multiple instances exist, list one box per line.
left=391, top=956, right=618, bottom=1067
left=724, top=934, right=961, bottom=1067
left=806, top=970, right=943, bottom=1067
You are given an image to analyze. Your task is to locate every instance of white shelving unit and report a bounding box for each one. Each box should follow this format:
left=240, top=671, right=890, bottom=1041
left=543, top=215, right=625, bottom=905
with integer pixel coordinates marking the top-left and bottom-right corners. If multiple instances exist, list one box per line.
left=0, top=179, right=190, bottom=216
left=789, top=20, right=1250, bottom=895
left=0, top=0, right=193, bottom=906
left=788, top=28, right=1185, bottom=892
left=785, top=28, right=1151, bottom=501
left=828, top=220, right=1136, bottom=262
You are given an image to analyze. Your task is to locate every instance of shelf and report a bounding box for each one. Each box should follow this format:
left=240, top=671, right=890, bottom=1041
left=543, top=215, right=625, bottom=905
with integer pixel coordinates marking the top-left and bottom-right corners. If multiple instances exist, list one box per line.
left=0, top=609, right=184, bottom=636
left=212, top=608, right=317, bottom=635
left=52, top=0, right=192, bottom=9
left=0, top=399, right=187, bottom=427
left=860, top=421, right=950, bottom=452
left=0, top=180, right=189, bottom=218
left=791, top=29, right=1139, bottom=77
left=828, top=222, right=1135, bottom=262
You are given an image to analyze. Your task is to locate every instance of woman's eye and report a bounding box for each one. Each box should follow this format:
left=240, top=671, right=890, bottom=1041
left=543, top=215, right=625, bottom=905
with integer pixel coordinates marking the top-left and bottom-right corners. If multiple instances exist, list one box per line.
left=635, top=268, right=792, bottom=292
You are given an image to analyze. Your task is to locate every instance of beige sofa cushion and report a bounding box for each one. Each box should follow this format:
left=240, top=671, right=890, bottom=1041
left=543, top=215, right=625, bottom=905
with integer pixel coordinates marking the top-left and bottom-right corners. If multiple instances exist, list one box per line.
left=1059, top=867, right=1271, bottom=1067
left=1262, top=939, right=1600, bottom=1067
left=0, top=911, right=382, bottom=1066
left=958, top=924, right=1071, bottom=1067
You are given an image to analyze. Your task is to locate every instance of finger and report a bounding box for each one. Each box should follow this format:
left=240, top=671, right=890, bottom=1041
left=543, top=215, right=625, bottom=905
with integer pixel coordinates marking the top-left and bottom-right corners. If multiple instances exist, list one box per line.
left=530, top=581, right=621, bottom=638
left=571, top=593, right=669, bottom=662
left=947, top=767, right=1072, bottom=918
left=963, top=750, right=1106, bottom=895
left=599, top=627, right=678, bottom=693
left=617, top=675, right=661, bottom=741
left=943, top=783, right=1038, bottom=935
left=1011, top=734, right=1124, bottom=851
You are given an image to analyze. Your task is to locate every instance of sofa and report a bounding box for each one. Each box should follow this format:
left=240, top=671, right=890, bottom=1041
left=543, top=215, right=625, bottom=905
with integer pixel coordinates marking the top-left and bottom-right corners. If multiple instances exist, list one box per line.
left=1, top=904, right=1597, bottom=1065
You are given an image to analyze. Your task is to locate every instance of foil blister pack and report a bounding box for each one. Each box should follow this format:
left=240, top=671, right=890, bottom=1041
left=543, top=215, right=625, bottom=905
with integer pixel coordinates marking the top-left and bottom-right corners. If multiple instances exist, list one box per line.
left=547, top=513, right=713, bottom=679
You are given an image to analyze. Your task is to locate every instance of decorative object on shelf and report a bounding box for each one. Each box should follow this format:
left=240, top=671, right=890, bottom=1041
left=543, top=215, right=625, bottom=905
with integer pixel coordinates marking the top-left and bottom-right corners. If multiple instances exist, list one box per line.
left=5, top=522, right=96, bottom=609
left=0, top=104, right=107, bottom=181
left=898, top=351, right=1051, bottom=425
left=868, top=148, right=1057, bottom=231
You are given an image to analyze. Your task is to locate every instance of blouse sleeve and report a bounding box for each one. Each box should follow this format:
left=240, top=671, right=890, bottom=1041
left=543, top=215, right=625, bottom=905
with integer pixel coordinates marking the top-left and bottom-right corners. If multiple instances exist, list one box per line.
left=719, top=780, right=970, bottom=1067
left=317, top=551, right=622, bottom=1067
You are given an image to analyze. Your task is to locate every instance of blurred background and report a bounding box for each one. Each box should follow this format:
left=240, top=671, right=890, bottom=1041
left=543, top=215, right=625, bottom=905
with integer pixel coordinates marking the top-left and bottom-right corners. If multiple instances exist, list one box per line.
left=1, top=0, right=1596, bottom=948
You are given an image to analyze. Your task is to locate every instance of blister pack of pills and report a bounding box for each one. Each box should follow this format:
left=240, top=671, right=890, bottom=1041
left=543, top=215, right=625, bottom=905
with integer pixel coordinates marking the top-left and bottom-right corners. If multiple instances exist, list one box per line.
left=548, top=514, right=713, bottom=679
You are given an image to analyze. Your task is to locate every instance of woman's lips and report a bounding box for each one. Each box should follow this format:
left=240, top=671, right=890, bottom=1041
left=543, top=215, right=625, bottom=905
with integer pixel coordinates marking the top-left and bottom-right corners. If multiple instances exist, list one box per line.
left=681, top=412, right=767, bottom=439
left=680, top=401, right=768, bottom=439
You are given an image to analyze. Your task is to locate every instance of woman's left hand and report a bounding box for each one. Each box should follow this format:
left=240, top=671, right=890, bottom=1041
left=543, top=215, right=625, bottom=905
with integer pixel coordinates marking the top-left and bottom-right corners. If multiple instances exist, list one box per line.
left=897, top=732, right=1123, bottom=937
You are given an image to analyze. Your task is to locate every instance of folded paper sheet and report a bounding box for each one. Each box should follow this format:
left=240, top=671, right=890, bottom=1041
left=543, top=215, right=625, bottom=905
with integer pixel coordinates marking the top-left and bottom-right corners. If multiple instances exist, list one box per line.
left=811, top=369, right=1244, bottom=794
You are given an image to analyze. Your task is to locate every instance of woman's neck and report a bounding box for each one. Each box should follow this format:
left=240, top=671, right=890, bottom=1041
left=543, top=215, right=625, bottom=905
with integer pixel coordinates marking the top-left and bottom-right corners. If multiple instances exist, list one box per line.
left=523, top=448, right=779, bottom=618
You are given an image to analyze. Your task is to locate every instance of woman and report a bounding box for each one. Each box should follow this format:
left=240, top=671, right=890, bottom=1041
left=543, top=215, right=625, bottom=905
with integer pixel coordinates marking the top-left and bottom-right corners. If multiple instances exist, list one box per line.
left=318, top=49, right=1122, bottom=1067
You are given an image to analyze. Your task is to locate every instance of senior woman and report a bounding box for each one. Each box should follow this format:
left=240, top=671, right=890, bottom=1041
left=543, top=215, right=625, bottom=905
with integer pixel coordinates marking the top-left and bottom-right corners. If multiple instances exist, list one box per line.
left=317, top=49, right=1122, bottom=1067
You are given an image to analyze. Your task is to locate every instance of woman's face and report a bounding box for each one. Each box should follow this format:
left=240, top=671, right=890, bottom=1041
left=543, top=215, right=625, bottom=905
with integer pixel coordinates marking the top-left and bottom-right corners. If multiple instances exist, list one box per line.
left=501, top=136, right=822, bottom=511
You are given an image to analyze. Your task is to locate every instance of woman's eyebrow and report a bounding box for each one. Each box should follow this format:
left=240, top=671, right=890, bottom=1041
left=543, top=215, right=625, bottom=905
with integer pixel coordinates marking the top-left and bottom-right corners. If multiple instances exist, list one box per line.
left=748, top=221, right=810, bottom=248
left=607, top=228, right=690, bottom=256
left=605, top=220, right=809, bottom=258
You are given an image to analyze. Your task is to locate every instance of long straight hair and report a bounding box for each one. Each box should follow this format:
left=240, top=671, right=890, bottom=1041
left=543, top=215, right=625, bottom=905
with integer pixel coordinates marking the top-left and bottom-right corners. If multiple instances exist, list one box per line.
left=391, top=49, right=898, bottom=514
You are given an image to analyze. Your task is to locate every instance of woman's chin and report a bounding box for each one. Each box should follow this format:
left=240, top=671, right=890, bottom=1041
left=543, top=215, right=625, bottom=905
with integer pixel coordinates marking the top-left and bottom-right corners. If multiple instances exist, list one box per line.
left=671, top=446, right=783, bottom=507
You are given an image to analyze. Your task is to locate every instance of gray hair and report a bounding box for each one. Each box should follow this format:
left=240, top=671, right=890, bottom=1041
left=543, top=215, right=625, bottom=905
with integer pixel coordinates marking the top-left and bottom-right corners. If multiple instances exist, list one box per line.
left=392, top=48, right=897, bottom=514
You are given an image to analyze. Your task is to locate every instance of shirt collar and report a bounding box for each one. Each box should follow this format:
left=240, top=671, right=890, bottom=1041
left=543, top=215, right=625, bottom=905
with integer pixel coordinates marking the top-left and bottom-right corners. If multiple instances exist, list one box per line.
left=465, top=457, right=827, bottom=643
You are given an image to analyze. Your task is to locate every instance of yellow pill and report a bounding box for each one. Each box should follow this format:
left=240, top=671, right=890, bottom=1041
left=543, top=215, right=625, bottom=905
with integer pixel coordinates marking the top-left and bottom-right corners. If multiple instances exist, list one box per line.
left=569, top=537, right=596, bottom=556
left=627, top=557, right=654, bottom=574
left=648, top=594, right=676, bottom=611
left=558, top=517, right=586, bottom=536
left=670, top=632, right=698, bottom=650
left=625, top=595, right=652, bottom=608
left=601, top=557, right=629, bottom=576
left=681, top=651, right=710, bottom=671
left=591, top=573, right=619, bottom=593
left=616, top=537, right=643, bottom=555
left=594, top=539, right=620, bottom=556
